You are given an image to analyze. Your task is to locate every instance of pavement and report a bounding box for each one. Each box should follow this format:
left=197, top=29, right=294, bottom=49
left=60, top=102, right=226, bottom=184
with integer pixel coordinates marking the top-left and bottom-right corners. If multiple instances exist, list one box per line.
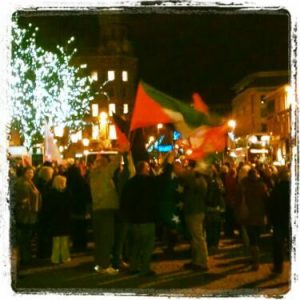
left=12, top=233, right=291, bottom=297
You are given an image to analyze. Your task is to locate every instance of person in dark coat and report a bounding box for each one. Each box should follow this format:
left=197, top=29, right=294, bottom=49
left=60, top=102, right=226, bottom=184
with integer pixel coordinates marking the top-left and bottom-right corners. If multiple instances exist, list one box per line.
left=35, top=166, right=54, bottom=259
left=120, top=160, right=158, bottom=276
left=66, top=165, right=92, bottom=252
left=268, top=168, right=290, bottom=274
left=236, top=168, right=269, bottom=270
left=48, top=175, right=72, bottom=264
left=111, top=152, right=135, bottom=270
left=223, top=166, right=238, bottom=238
left=205, top=165, right=226, bottom=254
left=156, top=154, right=185, bottom=257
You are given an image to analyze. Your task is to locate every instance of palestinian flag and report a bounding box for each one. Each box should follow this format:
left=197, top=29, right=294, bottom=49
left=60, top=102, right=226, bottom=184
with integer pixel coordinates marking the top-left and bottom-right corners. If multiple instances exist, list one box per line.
left=192, top=92, right=209, bottom=115
left=186, top=124, right=228, bottom=160
left=112, top=114, right=130, bottom=151
left=112, top=114, right=149, bottom=164
left=130, top=82, right=211, bottom=137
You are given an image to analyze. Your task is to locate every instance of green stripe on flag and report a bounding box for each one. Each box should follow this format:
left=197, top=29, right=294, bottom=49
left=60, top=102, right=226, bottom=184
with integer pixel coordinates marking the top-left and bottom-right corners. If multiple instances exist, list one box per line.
left=142, top=81, right=210, bottom=128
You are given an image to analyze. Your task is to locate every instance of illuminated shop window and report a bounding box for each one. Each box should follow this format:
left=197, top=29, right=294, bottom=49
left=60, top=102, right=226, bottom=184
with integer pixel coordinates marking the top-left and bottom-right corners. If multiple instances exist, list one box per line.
left=108, top=70, right=115, bottom=81
left=92, top=104, right=99, bottom=117
left=108, top=103, right=116, bottom=116
left=91, top=71, right=98, bottom=81
left=123, top=103, right=129, bottom=114
left=122, top=70, right=128, bottom=82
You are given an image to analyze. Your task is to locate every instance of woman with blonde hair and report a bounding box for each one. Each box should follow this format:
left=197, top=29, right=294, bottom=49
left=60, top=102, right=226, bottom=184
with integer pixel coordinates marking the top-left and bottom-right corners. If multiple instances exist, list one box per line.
left=48, top=175, right=72, bottom=264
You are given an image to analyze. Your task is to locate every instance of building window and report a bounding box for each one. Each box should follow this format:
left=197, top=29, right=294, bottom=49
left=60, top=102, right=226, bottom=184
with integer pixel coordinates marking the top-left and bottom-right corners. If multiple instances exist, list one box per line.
left=260, top=102, right=268, bottom=117
left=108, top=70, right=115, bottom=81
left=266, top=99, right=275, bottom=114
left=261, top=123, right=267, bottom=132
left=73, top=130, right=82, bottom=141
left=122, top=70, right=128, bottom=82
left=91, top=71, right=98, bottom=82
left=80, top=64, right=87, bottom=69
left=108, top=103, right=116, bottom=116
left=92, top=125, right=99, bottom=140
left=92, top=104, right=99, bottom=117
left=123, top=103, right=129, bottom=114
left=109, top=124, right=117, bottom=140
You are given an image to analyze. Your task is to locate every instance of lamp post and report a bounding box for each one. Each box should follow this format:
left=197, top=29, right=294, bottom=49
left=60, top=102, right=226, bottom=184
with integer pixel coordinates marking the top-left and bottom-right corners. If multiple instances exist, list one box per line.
left=227, top=119, right=236, bottom=131
left=226, top=119, right=237, bottom=162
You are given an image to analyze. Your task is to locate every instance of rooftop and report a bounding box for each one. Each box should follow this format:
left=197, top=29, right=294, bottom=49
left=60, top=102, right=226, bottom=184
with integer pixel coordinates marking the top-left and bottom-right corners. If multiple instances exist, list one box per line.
left=233, top=71, right=290, bottom=94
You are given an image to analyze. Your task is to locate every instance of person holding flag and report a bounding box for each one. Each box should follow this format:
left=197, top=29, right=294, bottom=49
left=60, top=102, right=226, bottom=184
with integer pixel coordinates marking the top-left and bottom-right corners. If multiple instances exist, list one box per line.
left=156, top=152, right=185, bottom=257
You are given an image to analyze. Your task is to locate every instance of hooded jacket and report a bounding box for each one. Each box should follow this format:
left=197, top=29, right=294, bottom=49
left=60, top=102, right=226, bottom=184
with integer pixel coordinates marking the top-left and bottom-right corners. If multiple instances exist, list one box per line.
left=89, top=156, right=120, bottom=211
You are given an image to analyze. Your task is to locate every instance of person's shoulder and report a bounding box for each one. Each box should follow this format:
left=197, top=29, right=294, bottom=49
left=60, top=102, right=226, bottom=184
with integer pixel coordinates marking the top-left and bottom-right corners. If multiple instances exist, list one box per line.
left=125, top=174, right=139, bottom=185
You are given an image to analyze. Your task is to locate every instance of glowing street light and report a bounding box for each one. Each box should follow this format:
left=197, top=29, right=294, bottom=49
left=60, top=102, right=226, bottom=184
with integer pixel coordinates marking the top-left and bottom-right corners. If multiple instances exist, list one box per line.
left=285, top=85, right=295, bottom=109
left=157, top=123, right=163, bottom=130
left=70, top=133, right=78, bottom=143
left=99, top=111, right=108, bottom=126
left=227, top=119, right=236, bottom=130
left=82, top=138, right=90, bottom=147
left=186, top=149, right=193, bottom=156
left=148, top=136, right=155, bottom=143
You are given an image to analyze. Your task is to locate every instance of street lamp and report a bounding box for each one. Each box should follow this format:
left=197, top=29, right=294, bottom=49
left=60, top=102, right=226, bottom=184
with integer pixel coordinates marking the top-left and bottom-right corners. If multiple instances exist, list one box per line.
left=99, top=111, right=108, bottom=140
left=99, top=112, right=108, bottom=126
left=186, top=149, right=193, bottom=156
left=148, top=136, right=155, bottom=143
left=226, top=119, right=237, bottom=162
left=227, top=119, right=236, bottom=131
left=70, top=133, right=78, bottom=143
left=285, top=85, right=295, bottom=109
left=82, top=138, right=90, bottom=147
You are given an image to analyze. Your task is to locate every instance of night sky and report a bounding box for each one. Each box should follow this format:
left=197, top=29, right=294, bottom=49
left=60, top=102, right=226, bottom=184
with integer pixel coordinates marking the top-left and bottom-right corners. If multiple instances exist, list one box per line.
left=17, top=7, right=289, bottom=109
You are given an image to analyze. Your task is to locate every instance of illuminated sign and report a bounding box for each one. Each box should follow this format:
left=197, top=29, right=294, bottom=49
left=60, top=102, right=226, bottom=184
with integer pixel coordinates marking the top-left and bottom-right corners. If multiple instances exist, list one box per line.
left=249, top=148, right=269, bottom=154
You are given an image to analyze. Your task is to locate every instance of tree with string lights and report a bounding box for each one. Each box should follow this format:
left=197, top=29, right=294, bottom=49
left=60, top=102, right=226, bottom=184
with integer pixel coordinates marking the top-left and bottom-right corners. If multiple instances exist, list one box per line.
left=10, top=19, right=94, bottom=150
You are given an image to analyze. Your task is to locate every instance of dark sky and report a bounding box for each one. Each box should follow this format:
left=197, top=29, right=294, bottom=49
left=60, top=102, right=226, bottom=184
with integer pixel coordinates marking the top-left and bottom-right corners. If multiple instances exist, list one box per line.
left=18, top=8, right=289, bottom=108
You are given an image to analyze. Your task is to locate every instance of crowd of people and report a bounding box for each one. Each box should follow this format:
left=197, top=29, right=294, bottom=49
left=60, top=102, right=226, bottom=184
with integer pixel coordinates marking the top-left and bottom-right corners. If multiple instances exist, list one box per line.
left=9, top=151, right=291, bottom=278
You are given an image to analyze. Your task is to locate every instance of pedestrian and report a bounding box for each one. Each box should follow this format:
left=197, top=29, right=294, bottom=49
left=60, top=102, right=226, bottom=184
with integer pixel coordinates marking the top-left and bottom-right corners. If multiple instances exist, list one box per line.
left=66, top=165, right=92, bottom=253
left=223, top=165, right=238, bottom=238
left=121, top=160, right=158, bottom=276
left=35, top=166, right=54, bottom=259
left=268, top=168, right=290, bottom=274
left=89, top=154, right=121, bottom=275
left=111, top=152, right=135, bottom=270
left=181, top=161, right=209, bottom=272
left=48, top=175, right=72, bottom=264
left=13, top=166, right=41, bottom=266
left=157, top=153, right=185, bottom=257
left=205, top=165, right=226, bottom=254
left=236, top=168, right=269, bottom=270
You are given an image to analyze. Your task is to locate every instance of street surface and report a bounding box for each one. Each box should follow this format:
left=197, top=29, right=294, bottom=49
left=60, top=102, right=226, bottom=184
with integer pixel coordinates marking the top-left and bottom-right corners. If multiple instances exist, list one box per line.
left=13, top=233, right=290, bottom=297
